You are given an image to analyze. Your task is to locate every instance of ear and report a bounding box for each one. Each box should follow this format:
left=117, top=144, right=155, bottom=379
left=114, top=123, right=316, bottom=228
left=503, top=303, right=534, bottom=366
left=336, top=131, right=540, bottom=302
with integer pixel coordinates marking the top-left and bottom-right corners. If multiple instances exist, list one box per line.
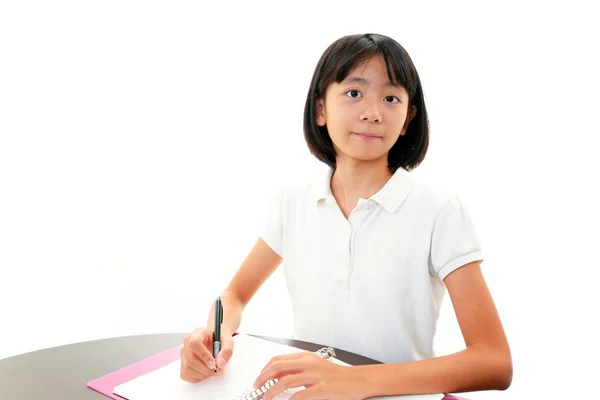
left=399, top=105, right=417, bottom=136
left=316, top=98, right=326, bottom=127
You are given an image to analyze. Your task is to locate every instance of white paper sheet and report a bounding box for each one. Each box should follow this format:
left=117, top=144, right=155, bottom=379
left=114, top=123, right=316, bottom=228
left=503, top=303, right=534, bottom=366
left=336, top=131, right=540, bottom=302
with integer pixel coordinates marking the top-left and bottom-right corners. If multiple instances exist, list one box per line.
left=113, top=334, right=444, bottom=400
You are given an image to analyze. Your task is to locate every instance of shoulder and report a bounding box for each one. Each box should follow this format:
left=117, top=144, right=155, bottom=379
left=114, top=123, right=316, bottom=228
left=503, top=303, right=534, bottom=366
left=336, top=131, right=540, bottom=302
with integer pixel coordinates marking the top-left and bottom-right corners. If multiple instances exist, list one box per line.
left=404, top=171, right=463, bottom=216
left=272, top=165, right=332, bottom=206
left=264, top=175, right=322, bottom=211
left=406, top=173, right=482, bottom=250
left=402, top=172, right=481, bottom=236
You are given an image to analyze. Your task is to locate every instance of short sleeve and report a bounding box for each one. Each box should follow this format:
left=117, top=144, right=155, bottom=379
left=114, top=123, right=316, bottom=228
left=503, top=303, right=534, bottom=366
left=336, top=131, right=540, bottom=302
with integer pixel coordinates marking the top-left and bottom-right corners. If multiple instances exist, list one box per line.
left=259, top=187, right=284, bottom=257
left=430, top=196, right=484, bottom=281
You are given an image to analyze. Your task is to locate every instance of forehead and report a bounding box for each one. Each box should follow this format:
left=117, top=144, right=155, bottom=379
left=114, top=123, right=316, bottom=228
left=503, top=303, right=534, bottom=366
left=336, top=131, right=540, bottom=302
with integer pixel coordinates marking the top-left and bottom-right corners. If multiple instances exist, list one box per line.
left=349, top=55, right=388, bottom=75
left=340, top=56, right=407, bottom=92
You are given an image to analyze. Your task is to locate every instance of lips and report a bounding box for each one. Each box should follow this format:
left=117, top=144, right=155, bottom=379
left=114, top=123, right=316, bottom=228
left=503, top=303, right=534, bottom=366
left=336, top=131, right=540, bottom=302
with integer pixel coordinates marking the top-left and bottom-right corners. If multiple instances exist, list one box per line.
left=353, top=132, right=382, bottom=139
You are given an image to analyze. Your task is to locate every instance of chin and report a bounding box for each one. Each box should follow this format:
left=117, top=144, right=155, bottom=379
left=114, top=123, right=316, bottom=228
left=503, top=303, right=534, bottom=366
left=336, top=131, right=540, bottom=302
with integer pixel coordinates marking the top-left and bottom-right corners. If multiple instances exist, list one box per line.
left=344, top=152, right=387, bottom=163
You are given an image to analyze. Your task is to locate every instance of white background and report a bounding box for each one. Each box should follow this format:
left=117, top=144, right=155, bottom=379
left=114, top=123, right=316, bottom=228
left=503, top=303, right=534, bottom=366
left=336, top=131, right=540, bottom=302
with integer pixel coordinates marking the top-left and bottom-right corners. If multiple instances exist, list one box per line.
left=1, top=1, right=599, bottom=399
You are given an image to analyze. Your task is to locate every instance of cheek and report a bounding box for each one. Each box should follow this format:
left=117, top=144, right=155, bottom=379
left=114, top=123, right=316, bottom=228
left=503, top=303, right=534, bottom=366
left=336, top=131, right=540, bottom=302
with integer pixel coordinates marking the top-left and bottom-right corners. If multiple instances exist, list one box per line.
left=396, top=111, right=410, bottom=128
left=326, top=106, right=352, bottom=134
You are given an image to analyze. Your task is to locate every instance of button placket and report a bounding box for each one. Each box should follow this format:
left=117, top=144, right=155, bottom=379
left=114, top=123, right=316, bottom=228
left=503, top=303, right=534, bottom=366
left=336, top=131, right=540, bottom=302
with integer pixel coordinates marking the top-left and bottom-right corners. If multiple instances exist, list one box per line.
left=344, top=205, right=373, bottom=290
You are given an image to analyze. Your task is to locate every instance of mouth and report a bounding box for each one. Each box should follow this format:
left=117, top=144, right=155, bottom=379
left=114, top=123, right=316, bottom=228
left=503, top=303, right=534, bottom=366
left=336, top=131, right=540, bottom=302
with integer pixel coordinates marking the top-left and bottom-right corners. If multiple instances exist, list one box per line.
left=353, top=132, right=382, bottom=140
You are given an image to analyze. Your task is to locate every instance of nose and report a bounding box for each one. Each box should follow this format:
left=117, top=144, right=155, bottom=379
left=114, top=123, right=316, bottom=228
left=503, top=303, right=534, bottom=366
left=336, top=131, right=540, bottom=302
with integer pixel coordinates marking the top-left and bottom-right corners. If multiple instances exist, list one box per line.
left=360, top=99, right=382, bottom=123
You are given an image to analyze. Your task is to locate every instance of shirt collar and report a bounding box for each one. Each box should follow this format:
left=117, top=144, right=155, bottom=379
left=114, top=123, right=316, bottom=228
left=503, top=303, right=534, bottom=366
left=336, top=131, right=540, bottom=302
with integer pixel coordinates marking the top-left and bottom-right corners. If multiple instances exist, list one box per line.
left=312, top=167, right=414, bottom=213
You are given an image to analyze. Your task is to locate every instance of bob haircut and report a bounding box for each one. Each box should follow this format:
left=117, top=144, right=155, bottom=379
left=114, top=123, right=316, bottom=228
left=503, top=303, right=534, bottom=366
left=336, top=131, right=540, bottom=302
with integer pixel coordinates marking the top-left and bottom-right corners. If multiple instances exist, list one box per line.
left=303, top=33, right=429, bottom=173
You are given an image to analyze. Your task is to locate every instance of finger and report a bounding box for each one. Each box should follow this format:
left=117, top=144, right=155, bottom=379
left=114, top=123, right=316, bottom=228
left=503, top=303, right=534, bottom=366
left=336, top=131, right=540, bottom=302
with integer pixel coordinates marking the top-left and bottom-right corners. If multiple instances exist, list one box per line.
left=216, top=335, right=235, bottom=369
left=180, top=347, right=214, bottom=380
left=187, top=351, right=215, bottom=377
left=263, top=373, right=316, bottom=400
left=180, top=352, right=205, bottom=383
left=260, top=352, right=307, bottom=374
left=201, top=332, right=213, bottom=349
left=187, top=332, right=216, bottom=370
left=268, top=352, right=308, bottom=363
left=254, top=359, right=305, bottom=390
left=180, top=364, right=216, bottom=383
left=288, top=385, right=327, bottom=400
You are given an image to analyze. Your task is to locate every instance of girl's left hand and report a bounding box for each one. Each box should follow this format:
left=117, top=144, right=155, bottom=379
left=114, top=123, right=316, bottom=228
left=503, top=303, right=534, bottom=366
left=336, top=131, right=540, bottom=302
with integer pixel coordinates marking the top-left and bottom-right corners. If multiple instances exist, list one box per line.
left=252, top=351, right=368, bottom=400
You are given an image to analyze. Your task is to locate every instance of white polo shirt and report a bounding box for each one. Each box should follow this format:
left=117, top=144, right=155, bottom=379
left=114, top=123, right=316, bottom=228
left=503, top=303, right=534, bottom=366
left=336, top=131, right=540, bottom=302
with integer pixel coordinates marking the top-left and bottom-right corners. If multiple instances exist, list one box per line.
left=260, top=167, right=483, bottom=364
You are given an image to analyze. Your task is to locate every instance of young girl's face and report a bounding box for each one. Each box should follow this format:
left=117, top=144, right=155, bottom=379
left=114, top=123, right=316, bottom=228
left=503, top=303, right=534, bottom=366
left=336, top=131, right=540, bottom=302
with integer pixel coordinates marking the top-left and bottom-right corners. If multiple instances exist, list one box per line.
left=316, top=55, right=415, bottom=168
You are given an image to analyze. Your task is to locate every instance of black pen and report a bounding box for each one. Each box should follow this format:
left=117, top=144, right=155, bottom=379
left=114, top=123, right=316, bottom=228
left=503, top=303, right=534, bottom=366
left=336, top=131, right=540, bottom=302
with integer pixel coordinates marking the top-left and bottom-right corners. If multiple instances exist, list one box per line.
left=213, top=296, right=223, bottom=374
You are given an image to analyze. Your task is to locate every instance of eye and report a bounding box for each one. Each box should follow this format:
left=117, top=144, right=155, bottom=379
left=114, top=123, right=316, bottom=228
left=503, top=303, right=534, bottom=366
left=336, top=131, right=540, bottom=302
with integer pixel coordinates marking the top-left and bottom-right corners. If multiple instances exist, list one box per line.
left=384, top=96, right=400, bottom=104
left=345, top=89, right=362, bottom=98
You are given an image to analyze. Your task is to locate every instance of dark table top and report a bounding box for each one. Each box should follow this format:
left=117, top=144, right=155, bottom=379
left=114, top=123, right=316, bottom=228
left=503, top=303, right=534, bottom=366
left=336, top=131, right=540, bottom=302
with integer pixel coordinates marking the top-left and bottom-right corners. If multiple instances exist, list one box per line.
left=0, top=332, right=381, bottom=399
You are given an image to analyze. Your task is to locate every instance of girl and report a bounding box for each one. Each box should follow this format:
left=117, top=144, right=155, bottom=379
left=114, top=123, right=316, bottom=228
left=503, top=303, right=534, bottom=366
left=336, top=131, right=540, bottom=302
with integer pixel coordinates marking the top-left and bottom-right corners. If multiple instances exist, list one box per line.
left=180, top=33, right=512, bottom=399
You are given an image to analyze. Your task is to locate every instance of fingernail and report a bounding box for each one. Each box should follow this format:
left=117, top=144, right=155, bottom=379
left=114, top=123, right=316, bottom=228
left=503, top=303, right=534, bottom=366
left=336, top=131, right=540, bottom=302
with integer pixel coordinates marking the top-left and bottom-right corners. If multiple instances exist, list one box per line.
left=207, top=360, right=215, bottom=369
left=218, top=357, right=227, bottom=368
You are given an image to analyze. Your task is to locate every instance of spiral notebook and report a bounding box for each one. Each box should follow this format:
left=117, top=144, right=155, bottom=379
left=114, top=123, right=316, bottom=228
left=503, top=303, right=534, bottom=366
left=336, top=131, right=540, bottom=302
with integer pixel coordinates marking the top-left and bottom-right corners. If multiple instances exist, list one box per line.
left=112, top=333, right=444, bottom=400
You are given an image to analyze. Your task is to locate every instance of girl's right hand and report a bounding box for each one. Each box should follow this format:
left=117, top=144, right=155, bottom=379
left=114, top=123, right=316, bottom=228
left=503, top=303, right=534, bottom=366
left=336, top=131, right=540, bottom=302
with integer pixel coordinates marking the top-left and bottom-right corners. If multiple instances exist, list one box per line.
left=180, top=327, right=235, bottom=383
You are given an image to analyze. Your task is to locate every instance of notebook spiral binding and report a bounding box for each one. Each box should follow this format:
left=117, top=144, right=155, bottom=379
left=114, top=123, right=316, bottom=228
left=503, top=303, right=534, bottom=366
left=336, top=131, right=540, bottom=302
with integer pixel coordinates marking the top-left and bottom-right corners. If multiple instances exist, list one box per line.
left=233, top=347, right=337, bottom=400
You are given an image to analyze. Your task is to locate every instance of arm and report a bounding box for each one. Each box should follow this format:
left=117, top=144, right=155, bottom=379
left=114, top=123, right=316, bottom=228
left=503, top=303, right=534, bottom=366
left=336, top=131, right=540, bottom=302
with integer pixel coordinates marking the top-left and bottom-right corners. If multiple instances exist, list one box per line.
left=356, top=261, right=513, bottom=397
left=206, top=237, right=283, bottom=336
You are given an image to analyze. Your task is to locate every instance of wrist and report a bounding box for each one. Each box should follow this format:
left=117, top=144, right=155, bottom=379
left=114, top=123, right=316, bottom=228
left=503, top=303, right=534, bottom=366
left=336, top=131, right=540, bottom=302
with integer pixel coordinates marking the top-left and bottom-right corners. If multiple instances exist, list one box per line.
left=350, top=365, right=376, bottom=399
left=221, top=327, right=236, bottom=337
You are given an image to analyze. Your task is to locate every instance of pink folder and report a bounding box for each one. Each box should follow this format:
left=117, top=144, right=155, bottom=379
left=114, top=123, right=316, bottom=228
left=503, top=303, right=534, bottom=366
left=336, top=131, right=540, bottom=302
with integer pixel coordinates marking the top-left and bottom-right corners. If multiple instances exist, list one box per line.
left=86, top=342, right=467, bottom=400
left=87, top=343, right=183, bottom=399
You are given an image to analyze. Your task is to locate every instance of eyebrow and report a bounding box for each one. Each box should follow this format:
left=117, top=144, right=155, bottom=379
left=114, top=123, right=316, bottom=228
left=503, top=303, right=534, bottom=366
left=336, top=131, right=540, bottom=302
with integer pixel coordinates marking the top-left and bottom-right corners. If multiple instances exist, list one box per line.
left=344, top=76, right=401, bottom=88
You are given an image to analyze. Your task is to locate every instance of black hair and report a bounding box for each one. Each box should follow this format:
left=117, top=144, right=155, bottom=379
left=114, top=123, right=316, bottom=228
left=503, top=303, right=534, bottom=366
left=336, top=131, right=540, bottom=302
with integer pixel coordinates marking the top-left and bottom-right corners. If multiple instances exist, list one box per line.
left=303, top=33, right=429, bottom=173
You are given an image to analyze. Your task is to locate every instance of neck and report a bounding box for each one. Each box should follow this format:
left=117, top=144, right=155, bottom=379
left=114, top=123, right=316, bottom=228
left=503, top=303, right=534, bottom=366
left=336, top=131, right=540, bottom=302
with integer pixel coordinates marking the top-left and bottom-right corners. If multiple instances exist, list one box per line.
left=330, top=157, right=392, bottom=206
